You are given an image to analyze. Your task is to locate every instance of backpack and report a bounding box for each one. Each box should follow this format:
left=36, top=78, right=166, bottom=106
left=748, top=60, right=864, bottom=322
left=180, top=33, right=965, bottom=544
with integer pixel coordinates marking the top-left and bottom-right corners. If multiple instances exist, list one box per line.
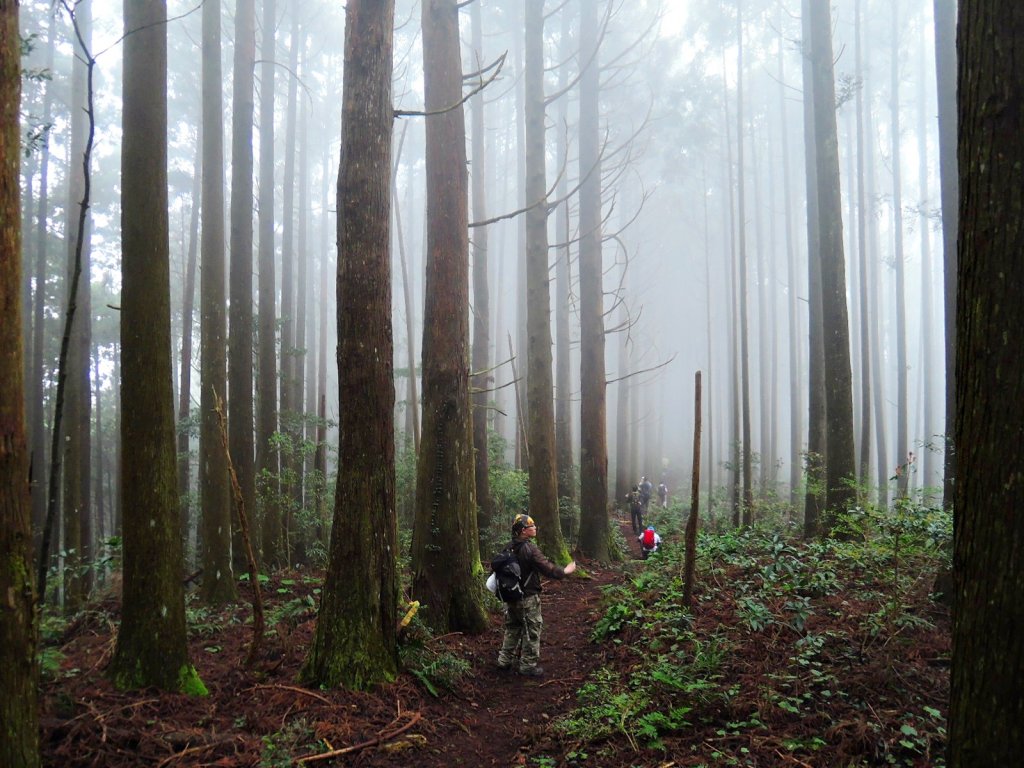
left=490, top=543, right=525, bottom=602
left=642, top=529, right=656, bottom=548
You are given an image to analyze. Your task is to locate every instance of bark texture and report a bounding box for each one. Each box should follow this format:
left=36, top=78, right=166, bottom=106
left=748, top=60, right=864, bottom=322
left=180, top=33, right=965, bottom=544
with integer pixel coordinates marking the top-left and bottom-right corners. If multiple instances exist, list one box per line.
left=229, top=0, right=257, bottom=573
left=524, top=2, right=570, bottom=563
left=411, top=0, right=488, bottom=634
left=808, top=0, right=856, bottom=525
left=949, top=2, right=1024, bottom=762
left=199, top=0, right=236, bottom=604
left=109, top=0, right=199, bottom=694
left=577, top=0, right=610, bottom=560
left=300, top=0, right=399, bottom=689
left=0, top=2, right=40, bottom=760
left=257, top=0, right=281, bottom=567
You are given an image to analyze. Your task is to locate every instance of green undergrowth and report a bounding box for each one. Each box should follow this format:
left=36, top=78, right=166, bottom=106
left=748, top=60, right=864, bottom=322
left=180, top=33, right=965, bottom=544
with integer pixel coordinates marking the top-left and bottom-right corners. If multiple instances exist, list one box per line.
left=398, top=611, right=473, bottom=697
left=558, top=499, right=951, bottom=766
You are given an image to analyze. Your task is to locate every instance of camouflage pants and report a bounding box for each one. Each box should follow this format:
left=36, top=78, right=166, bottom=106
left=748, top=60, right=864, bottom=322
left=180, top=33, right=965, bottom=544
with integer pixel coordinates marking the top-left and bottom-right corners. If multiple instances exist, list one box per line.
left=497, top=594, right=543, bottom=671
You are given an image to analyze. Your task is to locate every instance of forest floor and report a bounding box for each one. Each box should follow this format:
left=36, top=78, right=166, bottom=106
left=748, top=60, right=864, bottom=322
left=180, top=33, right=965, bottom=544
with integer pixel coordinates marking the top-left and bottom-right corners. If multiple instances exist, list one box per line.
left=39, top=513, right=950, bottom=767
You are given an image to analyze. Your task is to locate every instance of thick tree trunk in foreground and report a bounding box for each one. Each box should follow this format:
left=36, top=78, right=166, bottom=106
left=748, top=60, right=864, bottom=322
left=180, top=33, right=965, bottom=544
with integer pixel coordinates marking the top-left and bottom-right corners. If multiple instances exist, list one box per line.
left=109, top=0, right=202, bottom=694
left=411, top=0, right=488, bottom=634
left=0, top=2, right=40, bottom=760
left=300, top=0, right=399, bottom=690
left=949, top=1, right=1024, bottom=762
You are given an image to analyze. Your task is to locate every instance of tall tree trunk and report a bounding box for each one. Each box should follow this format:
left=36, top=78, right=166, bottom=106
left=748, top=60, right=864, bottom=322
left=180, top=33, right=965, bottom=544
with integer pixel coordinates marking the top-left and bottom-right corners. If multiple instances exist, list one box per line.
left=177, top=137, right=200, bottom=555
left=229, top=0, right=257, bottom=573
left=801, top=0, right=825, bottom=537
left=577, top=0, right=610, bottom=560
left=30, top=19, right=56, bottom=554
left=513, top=0, right=528, bottom=471
left=949, top=2, right=1024, bottom=760
left=933, top=0, right=957, bottom=511
left=917, top=27, right=937, bottom=499
left=614, top=302, right=631, bottom=507
left=777, top=14, right=802, bottom=510
left=278, top=11, right=301, bottom=558
left=296, top=64, right=310, bottom=525
left=257, top=0, right=281, bottom=567
left=723, top=71, right=741, bottom=527
left=62, top=1, right=93, bottom=611
left=469, top=0, right=493, bottom=539
left=524, top=2, right=570, bottom=562
left=199, top=0, right=236, bottom=604
left=702, top=161, right=716, bottom=520
left=0, top=0, right=40, bottom=757
left=864, top=60, right=890, bottom=510
left=314, top=143, right=330, bottom=524
left=889, top=3, right=909, bottom=499
left=411, top=0, right=488, bottom=634
left=92, top=346, right=105, bottom=562
left=392, top=128, right=420, bottom=455
left=736, top=1, right=753, bottom=524
left=809, top=0, right=856, bottom=525
left=854, top=0, right=872, bottom=494
left=553, top=4, right=574, bottom=511
left=109, top=0, right=201, bottom=694
left=300, top=0, right=399, bottom=690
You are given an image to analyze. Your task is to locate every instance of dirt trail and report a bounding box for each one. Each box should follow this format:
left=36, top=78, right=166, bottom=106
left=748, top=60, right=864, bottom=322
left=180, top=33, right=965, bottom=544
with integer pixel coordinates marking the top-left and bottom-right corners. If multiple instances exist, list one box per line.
left=40, top=522, right=638, bottom=767
left=390, top=516, right=645, bottom=767
left=405, top=552, right=626, bottom=767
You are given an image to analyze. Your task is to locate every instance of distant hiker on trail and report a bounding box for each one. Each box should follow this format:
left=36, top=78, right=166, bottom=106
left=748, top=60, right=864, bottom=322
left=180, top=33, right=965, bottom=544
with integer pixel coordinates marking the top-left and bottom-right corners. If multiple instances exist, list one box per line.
left=496, top=514, right=576, bottom=678
left=628, top=485, right=644, bottom=535
left=639, top=476, right=653, bottom=511
left=657, top=481, right=669, bottom=509
left=639, top=526, right=662, bottom=559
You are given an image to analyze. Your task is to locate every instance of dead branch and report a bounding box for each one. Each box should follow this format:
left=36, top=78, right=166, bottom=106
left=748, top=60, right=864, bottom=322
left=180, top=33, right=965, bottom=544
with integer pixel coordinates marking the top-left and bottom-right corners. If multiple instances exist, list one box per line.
left=39, top=1, right=96, bottom=600
left=246, top=684, right=332, bottom=706
left=297, top=712, right=423, bottom=764
left=508, top=333, right=529, bottom=462
left=154, top=737, right=238, bottom=768
left=396, top=52, right=507, bottom=118
left=606, top=353, right=676, bottom=386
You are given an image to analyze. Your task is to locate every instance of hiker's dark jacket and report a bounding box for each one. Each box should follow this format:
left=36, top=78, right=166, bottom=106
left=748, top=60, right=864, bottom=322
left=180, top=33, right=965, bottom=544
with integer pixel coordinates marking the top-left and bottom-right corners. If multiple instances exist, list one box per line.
left=511, top=539, right=568, bottom=596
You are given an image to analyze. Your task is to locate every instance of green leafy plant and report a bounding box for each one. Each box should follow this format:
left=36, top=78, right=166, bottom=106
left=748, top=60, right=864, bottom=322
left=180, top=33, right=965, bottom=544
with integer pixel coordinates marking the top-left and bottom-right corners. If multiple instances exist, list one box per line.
left=398, top=613, right=472, bottom=697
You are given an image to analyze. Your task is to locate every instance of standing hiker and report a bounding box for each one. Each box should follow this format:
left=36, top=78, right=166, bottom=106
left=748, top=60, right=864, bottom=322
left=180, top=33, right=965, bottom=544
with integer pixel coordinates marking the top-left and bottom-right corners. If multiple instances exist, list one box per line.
left=628, top=484, right=644, bottom=535
left=657, top=481, right=669, bottom=509
left=496, top=513, right=576, bottom=677
left=639, top=476, right=654, bottom=512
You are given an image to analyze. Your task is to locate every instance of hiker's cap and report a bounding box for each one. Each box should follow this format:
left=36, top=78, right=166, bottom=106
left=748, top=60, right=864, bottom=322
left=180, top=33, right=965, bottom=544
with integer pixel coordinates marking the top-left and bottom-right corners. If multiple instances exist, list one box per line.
left=512, top=514, right=536, bottom=535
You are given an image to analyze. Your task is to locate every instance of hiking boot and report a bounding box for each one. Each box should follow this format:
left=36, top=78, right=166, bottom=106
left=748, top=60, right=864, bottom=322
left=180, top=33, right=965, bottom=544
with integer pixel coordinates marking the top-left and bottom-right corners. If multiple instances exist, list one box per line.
left=519, top=665, right=545, bottom=677
left=495, top=662, right=513, bottom=673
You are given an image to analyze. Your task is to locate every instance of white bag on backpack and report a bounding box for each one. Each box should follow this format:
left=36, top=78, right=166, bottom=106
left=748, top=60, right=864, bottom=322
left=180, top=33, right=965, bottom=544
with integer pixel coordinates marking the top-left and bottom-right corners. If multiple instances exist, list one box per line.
left=485, top=572, right=498, bottom=594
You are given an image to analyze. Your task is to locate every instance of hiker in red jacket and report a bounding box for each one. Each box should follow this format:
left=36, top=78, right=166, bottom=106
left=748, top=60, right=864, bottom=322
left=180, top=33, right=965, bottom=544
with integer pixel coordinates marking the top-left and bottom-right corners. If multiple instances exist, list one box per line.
left=638, top=526, right=662, bottom=559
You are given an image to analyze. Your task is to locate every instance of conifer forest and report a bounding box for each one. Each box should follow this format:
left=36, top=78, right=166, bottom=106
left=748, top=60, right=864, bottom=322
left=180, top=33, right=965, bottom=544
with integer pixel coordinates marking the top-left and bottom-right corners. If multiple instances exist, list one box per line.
left=3, top=0, right=1023, bottom=765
